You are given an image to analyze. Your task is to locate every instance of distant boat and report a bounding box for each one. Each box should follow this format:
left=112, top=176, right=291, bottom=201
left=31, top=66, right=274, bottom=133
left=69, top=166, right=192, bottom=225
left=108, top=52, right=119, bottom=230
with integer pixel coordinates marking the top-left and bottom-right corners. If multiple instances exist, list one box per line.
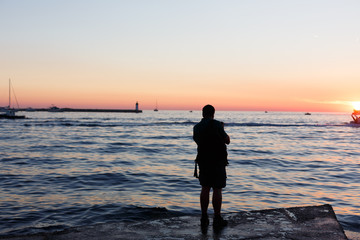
left=154, top=100, right=159, bottom=112
left=305, top=112, right=311, bottom=115
left=48, top=105, right=63, bottom=112
left=0, top=79, right=25, bottom=119
left=0, top=108, right=25, bottom=119
left=350, top=110, right=360, bottom=124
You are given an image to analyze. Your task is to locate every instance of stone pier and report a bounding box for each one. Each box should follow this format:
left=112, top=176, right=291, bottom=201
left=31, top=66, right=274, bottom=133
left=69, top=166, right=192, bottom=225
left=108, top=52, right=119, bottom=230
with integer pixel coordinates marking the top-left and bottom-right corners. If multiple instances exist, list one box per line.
left=0, top=204, right=348, bottom=240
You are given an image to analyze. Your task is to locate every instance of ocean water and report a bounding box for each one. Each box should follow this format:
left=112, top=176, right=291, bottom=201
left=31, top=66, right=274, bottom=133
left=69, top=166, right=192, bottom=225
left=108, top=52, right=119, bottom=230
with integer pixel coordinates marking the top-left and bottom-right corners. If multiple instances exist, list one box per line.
left=0, top=110, right=359, bottom=237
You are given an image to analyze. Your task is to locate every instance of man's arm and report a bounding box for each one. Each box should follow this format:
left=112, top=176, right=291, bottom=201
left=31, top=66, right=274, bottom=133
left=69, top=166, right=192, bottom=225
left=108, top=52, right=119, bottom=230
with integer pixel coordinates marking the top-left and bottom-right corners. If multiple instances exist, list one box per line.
left=219, top=121, right=230, bottom=145
left=225, top=135, right=230, bottom=145
left=193, top=126, right=200, bottom=144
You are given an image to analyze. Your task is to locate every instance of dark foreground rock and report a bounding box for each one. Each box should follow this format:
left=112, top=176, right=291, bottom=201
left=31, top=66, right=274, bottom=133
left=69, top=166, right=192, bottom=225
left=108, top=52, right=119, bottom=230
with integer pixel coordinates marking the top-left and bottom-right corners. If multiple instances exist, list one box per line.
left=1, top=204, right=348, bottom=240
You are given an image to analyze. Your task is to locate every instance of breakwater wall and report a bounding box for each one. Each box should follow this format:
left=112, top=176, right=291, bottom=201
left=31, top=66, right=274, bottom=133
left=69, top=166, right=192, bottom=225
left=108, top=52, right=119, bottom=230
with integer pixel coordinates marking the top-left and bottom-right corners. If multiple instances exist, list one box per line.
left=20, top=108, right=142, bottom=113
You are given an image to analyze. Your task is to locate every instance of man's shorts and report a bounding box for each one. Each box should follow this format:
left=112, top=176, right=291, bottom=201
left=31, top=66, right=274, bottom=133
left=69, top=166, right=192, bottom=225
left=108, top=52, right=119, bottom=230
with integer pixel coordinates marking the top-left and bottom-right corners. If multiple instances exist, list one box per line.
left=199, top=164, right=226, bottom=189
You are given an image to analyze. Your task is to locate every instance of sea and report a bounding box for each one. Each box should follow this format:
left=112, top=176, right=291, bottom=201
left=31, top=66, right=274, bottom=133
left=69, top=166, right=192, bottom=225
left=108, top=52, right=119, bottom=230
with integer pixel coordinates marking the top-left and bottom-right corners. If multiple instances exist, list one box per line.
left=0, top=110, right=359, bottom=238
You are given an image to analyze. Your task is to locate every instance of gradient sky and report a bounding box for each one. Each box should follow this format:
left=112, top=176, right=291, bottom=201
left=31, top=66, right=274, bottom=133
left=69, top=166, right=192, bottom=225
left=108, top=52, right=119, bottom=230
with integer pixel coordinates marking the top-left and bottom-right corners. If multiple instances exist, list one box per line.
left=1, top=0, right=359, bottom=111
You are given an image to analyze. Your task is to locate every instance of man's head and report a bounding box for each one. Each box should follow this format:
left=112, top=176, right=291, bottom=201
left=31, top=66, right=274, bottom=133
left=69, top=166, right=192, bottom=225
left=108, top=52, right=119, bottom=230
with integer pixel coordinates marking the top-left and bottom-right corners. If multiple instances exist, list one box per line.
left=202, top=104, right=215, bottom=118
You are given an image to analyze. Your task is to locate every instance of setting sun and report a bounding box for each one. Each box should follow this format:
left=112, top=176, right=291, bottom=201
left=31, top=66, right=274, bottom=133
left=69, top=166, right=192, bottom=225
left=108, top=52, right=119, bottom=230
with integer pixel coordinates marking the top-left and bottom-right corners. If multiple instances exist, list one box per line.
left=352, top=102, right=360, bottom=110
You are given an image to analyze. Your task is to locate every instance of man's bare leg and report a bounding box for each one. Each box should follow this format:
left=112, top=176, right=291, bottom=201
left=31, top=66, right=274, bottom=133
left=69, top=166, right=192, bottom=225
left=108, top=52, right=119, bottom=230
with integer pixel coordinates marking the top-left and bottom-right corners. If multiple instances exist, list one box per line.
left=200, top=186, right=211, bottom=226
left=200, top=186, right=210, bottom=216
left=212, top=188, right=222, bottom=216
left=213, top=188, right=227, bottom=228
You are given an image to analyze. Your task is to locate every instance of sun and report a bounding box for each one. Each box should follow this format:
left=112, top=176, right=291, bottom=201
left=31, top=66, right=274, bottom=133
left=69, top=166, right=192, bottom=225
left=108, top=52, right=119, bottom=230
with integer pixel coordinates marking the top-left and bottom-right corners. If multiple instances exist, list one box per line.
left=351, top=102, right=360, bottom=110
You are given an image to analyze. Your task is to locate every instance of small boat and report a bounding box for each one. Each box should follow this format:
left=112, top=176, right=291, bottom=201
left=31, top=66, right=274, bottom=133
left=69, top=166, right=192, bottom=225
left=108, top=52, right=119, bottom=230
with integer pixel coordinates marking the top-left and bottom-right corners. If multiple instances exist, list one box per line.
left=351, top=110, right=360, bottom=124
left=48, top=105, right=63, bottom=112
left=154, top=100, right=159, bottom=112
left=0, top=79, right=25, bottom=119
left=0, top=108, right=25, bottom=119
left=26, top=107, right=35, bottom=112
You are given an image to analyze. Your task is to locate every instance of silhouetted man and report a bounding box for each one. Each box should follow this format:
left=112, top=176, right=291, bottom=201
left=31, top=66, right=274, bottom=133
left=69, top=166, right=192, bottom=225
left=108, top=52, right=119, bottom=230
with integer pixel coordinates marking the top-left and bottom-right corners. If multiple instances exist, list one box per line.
left=193, top=104, right=230, bottom=228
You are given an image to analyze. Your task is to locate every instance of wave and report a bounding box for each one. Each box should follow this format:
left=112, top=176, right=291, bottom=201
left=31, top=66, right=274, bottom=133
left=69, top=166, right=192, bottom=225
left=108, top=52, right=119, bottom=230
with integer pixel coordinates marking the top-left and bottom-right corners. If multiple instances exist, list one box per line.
left=22, top=120, right=197, bottom=128
left=226, top=122, right=345, bottom=127
left=0, top=204, right=184, bottom=238
left=337, top=214, right=360, bottom=233
left=22, top=119, right=353, bottom=129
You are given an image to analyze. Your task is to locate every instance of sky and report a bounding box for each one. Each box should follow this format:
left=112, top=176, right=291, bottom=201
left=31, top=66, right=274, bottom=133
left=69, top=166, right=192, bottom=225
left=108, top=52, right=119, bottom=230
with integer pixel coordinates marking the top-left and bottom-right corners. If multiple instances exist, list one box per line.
left=0, top=0, right=359, bottom=112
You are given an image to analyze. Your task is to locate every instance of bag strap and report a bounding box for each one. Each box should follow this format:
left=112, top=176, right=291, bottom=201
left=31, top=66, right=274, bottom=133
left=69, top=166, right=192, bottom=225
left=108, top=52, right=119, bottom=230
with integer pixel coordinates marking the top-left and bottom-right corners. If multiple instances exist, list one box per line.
left=193, top=160, right=199, bottom=178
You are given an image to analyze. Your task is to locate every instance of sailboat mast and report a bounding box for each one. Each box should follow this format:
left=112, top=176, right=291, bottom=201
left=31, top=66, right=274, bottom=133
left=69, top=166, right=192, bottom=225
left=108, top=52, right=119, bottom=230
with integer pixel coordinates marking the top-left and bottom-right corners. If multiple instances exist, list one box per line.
left=9, top=79, right=11, bottom=108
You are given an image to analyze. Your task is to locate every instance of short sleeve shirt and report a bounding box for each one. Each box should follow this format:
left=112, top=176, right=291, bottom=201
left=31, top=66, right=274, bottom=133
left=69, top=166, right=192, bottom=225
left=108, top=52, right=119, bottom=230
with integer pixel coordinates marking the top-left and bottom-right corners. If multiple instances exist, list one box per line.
left=193, top=118, right=228, bottom=166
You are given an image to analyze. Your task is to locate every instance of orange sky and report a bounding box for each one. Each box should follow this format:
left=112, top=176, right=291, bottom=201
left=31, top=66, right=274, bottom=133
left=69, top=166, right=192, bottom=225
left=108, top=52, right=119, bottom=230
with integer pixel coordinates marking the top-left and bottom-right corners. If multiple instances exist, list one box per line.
left=1, top=1, right=359, bottom=112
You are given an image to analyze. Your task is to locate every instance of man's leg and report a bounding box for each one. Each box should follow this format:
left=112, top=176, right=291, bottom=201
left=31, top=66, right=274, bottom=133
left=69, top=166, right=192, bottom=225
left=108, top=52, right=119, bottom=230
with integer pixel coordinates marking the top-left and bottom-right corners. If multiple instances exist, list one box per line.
left=200, top=186, right=211, bottom=217
left=212, top=188, right=222, bottom=216
left=213, top=188, right=228, bottom=228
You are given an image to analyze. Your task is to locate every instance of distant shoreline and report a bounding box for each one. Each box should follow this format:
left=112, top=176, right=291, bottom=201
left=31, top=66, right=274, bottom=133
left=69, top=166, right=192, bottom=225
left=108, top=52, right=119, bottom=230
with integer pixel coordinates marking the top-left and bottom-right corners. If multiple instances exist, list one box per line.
left=18, top=108, right=142, bottom=113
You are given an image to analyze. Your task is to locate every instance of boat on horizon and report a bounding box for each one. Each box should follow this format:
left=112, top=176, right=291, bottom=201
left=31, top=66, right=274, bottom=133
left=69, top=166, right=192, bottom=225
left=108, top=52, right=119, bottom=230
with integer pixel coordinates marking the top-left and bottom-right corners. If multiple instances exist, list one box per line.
left=0, top=79, right=25, bottom=119
left=48, top=105, right=63, bottom=112
left=154, top=100, right=159, bottom=112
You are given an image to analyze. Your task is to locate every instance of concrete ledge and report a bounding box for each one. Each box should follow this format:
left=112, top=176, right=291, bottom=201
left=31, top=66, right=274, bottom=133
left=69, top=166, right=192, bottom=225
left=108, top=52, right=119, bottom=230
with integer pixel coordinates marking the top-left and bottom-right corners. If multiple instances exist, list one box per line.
left=0, top=204, right=348, bottom=240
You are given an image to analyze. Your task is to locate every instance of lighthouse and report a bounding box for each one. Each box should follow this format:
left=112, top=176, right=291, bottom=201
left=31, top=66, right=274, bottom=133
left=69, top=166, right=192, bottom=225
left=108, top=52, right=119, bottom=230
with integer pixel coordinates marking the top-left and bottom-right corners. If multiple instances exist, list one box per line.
left=135, top=102, right=139, bottom=112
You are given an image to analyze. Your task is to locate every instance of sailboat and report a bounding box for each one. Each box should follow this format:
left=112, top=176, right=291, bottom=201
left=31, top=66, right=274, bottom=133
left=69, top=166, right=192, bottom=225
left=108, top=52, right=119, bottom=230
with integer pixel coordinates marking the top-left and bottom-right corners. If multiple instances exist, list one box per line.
left=0, top=79, right=25, bottom=119
left=154, top=100, right=159, bottom=112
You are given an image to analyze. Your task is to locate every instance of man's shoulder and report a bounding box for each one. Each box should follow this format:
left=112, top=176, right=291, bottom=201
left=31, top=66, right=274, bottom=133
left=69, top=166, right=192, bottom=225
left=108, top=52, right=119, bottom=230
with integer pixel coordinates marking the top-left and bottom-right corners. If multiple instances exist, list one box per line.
left=211, top=119, right=223, bottom=128
left=212, top=119, right=222, bottom=125
left=194, top=118, right=207, bottom=126
left=194, top=119, right=210, bottom=133
left=193, top=120, right=202, bottom=128
left=195, top=118, right=221, bottom=126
